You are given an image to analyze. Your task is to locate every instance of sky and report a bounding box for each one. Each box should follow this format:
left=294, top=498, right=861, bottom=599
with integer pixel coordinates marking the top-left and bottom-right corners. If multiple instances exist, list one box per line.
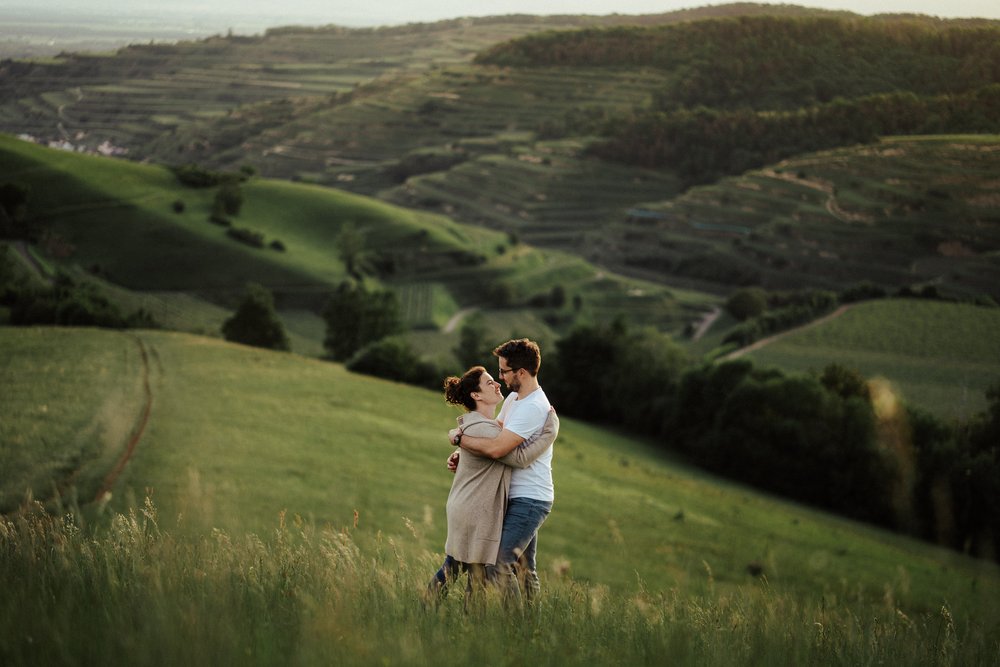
left=7, top=0, right=1000, bottom=30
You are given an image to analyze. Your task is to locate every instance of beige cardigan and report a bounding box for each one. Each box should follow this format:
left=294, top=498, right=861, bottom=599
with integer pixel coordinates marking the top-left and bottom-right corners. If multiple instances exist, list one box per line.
left=444, top=410, right=559, bottom=565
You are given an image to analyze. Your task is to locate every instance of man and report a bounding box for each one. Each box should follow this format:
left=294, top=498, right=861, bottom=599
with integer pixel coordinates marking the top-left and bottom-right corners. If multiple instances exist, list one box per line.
left=449, top=338, right=554, bottom=601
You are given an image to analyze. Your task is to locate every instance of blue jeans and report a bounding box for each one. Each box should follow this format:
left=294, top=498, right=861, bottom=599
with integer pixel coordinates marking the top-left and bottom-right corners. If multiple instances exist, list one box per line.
left=427, top=555, right=489, bottom=607
left=496, top=497, right=552, bottom=602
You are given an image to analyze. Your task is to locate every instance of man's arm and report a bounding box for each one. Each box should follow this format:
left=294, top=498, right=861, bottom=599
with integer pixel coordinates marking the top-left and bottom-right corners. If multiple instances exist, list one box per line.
left=459, top=428, right=524, bottom=459
left=497, top=410, right=558, bottom=469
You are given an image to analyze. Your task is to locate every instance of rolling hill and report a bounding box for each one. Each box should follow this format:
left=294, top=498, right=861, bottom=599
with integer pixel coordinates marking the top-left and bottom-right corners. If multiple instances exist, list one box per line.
left=724, top=299, right=1000, bottom=421
left=0, top=4, right=855, bottom=154
left=2, top=325, right=997, bottom=602
left=601, top=136, right=1000, bottom=300
left=0, top=133, right=708, bottom=351
left=3, top=8, right=998, bottom=303
left=2, top=325, right=999, bottom=664
left=3, top=7, right=1000, bottom=663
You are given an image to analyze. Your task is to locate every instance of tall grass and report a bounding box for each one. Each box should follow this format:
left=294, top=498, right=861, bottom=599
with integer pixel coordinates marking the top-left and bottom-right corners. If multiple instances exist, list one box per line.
left=2, top=499, right=997, bottom=666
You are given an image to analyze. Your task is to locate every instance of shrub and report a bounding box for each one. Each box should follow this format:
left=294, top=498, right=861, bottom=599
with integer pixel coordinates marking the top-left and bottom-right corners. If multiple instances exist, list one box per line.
left=7, top=274, right=158, bottom=330
left=345, top=338, right=440, bottom=389
left=0, top=182, right=31, bottom=239
left=172, top=163, right=223, bottom=188
left=840, top=281, right=887, bottom=303
left=725, top=287, right=768, bottom=321
left=215, top=182, right=243, bottom=216
left=453, top=315, right=490, bottom=369
left=226, top=227, right=265, bottom=248
left=322, top=282, right=402, bottom=361
left=221, top=283, right=289, bottom=351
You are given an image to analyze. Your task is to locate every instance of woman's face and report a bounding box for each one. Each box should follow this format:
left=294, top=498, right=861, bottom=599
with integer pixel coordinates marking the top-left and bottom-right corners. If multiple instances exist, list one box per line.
left=475, top=372, right=504, bottom=406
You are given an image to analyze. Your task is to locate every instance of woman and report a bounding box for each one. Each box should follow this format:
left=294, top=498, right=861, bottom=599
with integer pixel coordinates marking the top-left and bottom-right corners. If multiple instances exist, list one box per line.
left=428, top=365, right=558, bottom=600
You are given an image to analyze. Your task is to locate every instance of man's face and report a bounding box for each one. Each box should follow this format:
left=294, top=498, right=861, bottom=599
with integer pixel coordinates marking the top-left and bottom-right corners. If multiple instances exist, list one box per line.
left=498, top=356, right=520, bottom=393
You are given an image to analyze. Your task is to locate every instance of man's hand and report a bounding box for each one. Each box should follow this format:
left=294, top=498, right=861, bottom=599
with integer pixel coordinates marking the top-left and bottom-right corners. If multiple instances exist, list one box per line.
left=447, top=450, right=460, bottom=473
left=448, top=427, right=462, bottom=446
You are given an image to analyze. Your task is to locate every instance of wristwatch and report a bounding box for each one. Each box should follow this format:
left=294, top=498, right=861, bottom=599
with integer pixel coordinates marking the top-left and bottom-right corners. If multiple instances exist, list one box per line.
left=452, top=430, right=463, bottom=446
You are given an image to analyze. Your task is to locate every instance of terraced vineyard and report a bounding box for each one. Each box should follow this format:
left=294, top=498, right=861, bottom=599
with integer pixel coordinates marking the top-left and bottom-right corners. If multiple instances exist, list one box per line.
left=600, top=136, right=1000, bottom=300
left=0, top=11, right=738, bottom=154
left=739, top=299, right=1000, bottom=421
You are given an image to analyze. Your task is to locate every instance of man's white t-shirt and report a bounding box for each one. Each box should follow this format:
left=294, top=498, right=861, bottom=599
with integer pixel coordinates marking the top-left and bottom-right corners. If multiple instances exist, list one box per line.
left=496, top=386, right=554, bottom=502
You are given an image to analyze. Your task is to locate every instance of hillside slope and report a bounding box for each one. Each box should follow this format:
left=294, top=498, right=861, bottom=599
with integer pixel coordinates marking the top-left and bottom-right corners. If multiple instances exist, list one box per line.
left=3, top=10, right=999, bottom=302
left=0, top=4, right=855, bottom=153
left=729, top=299, right=1000, bottom=421
left=2, top=325, right=998, bottom=608
left=0, top=134, right=705, bottom=340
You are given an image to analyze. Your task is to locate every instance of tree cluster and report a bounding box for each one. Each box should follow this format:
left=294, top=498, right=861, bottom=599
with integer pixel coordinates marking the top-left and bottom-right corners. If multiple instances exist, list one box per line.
left=534, top=315, right=1000, bottom=561
left=478, top=16, right=1000, bottom=186
left=321, top=281, right=403, bottom=362
left=722, top=289, right=839, bottom=348
left=589, top=86, right=1000, bottom=185
left=545, top=318, right=690, bottom=436
left=2, top=271, right=157, bottom=330
left=478, top=17, right=1000, bottom=109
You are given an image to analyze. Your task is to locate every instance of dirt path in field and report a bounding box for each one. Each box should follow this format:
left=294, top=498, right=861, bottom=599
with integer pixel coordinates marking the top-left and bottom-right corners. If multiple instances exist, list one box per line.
left=93, top=335, right=154, bottom=502
left=56, top=87, right=83, bottom=140
left=691, top=306, right=722, bottom=341
left=759, top=169, right=871, bottom=224
left=721, top=304, right=852, bottom=360
left=443, top=306, right=478, bottom=333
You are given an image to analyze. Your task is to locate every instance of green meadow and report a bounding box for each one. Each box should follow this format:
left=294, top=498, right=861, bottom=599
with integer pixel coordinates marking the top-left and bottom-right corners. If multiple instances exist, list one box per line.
left=738, top=299, right=1000, bottom=421
left=2, top=9, right=999, bottom=664
left=2, top=326, right=999, bottom=665
left=0, top=133, right=708, bottom=343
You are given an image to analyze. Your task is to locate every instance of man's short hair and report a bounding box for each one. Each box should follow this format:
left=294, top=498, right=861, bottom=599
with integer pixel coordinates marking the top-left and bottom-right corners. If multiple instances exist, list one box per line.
left=493, top=338, right=541, bottom=376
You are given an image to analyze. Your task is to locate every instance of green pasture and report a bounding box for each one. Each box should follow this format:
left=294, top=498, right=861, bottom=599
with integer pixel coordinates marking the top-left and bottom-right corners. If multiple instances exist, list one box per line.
left=2, top=326, right=999, bottom=664
left=0, top=327, right=148, bottom=513
left=740, top=299, right=1000, bottom=421
left=1, top=325, right=995, bottom=600
left=1, top=134, right=707, bottom=340
left=397, top=282, right=459, bottom=330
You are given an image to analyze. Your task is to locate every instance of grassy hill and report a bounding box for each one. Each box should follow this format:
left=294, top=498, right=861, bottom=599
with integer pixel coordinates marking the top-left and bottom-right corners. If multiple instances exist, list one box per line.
left=719, top=299, right=1000, bottom=421
left=0, top=133, right=708, bottom=349
left=0, top=4, right=853, bottom=153
left=3, top=133, right=998, bottom=422
left=3, top=9, right=998, bottom=303
left=602, top=136, right=1000, bottom=300
left=2, top=325, right=999, bottom=664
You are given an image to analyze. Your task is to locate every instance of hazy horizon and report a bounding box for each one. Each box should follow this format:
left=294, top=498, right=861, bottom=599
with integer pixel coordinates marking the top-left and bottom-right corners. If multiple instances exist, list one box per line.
left=7, top=0, right=1000, bottom=30
left=2, top=1, right=997, bottom=59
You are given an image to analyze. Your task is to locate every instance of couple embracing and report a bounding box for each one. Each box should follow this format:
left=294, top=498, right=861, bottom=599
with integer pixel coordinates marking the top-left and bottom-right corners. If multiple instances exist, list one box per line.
left=428, top=338, right=557, bottom=604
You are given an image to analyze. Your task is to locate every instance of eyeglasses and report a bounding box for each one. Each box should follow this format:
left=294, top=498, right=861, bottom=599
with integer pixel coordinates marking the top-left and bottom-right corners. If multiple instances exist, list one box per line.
left=498, top=367, right=518, bottom=376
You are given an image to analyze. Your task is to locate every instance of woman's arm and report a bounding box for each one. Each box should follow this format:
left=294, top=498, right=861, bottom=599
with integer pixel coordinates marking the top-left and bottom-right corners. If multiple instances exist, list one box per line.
left=496, top=410, right=558, bottom=469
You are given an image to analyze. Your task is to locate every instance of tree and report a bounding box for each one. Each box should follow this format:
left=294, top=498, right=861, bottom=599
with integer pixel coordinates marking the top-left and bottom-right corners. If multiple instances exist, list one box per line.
left=215, top=181, right=243, bottom=216
left=322, top=281, right=402, bottom=361
left=0, top=182, right=30, bottom=239
left=725, top=287, right=768, bottom=321
left=453, top=314, right=490, bottom=370
left=346, top=338, right=440, bottom=389
left=221, top=283, right=290, bottom=351
left=819, top=363, right=870, bottom=401
left=336, top=223, right=365, bottom=278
